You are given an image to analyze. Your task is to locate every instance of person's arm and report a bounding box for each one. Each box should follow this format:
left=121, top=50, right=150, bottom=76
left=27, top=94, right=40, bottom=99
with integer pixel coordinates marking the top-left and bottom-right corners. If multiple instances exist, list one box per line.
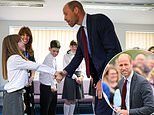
left=63, top=53, right=77, bottom=80
left=129, top=79, right=154, bottom=115
left=113, top=89, right=121, bottom=109
left=98, top=14, right=122, bottom=65
left=102, top=82, right=110, bottom=99
left=75, top=60, right=85, bottom=84
left=28, top=54, right=36, bottom=85
left=28, top=70, right=35, bottom=86
left=64, top=46, right=83, bottom=77
left=15, top=55, right=56, bottom=75
left=50, top=79, right=57, bottom=92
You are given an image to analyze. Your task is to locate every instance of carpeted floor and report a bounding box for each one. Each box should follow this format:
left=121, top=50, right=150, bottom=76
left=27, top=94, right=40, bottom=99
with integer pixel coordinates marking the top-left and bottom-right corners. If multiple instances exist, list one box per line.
left=0, top=105, right=94, bottom=115
left=0, top=96, right=94, bottom=115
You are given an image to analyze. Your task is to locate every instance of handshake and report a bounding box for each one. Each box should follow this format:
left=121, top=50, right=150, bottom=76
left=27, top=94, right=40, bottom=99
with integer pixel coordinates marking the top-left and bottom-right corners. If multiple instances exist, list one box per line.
left=54, top=70, right=67, bottom=83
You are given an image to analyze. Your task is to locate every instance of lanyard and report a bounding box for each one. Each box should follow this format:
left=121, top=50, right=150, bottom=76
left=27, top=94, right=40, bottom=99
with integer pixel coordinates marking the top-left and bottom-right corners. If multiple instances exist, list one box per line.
left=24, top=51, right=29, bottom=59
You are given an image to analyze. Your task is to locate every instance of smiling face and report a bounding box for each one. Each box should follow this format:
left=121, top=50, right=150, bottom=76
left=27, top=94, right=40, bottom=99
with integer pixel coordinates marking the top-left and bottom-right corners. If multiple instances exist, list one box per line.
left=21, top=33, right=30, bottom=45
left=117, top=54, right=133, bottom=78
left=108, top=69, right=118, bottom=82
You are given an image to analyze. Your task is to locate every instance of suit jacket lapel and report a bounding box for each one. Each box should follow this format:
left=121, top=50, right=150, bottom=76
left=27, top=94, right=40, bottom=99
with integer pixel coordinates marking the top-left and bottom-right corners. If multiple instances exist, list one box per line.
left=119, top=78, right=125, bottom=95
left=129, top=72, right=137, bottom=108
left=87, top=14, right=93, bottom=57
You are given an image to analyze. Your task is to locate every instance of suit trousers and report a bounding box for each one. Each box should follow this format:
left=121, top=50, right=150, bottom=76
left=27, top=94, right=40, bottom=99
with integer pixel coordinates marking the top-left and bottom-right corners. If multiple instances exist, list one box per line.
left=95, top=96, right=113, bottom=115
left=89, top=57, right=113, bottom=115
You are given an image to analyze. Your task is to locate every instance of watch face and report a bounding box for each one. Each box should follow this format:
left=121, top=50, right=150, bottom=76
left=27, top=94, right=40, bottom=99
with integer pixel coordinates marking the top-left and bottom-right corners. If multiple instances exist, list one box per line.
left=102, top=49, right=154, bottom=113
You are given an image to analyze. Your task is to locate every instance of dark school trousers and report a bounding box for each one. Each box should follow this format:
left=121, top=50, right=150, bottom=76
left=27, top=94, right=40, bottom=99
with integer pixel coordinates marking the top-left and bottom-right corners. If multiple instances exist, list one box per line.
left=40, top=83, right=57, bottom=115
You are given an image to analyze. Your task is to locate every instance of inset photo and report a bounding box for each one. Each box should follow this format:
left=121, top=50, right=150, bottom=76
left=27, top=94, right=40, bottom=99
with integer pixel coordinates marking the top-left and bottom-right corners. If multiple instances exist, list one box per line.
left=102, top=49, right=154, bottom=115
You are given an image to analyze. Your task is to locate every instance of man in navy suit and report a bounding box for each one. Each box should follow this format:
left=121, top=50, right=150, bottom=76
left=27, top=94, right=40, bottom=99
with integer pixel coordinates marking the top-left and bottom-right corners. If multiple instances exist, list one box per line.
left=117, top=53, right=154, bottom=115
left=60, top=1, right=122, bottom=114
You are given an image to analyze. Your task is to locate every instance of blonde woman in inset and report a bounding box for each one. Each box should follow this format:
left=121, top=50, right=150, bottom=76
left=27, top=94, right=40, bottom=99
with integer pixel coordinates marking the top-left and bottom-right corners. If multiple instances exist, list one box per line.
left=103, top=64, right=120, bottom=105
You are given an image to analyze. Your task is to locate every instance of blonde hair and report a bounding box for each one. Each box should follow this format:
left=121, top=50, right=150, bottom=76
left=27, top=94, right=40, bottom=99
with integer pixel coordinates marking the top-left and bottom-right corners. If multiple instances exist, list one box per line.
left=103, top=64, right=120, bottom=93
left=2, top=34, right=27, bottom=80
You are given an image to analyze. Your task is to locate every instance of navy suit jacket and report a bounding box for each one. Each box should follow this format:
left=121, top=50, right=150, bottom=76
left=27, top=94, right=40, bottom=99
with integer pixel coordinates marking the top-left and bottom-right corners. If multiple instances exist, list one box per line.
left=64, top=13, right=122, bottom=81
left=118, top=72, right=154, bottom=115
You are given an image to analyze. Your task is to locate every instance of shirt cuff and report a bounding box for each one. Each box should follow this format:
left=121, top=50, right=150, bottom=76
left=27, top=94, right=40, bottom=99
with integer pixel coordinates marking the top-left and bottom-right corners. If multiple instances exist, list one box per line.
left=72, top=74, right=78, bottom=79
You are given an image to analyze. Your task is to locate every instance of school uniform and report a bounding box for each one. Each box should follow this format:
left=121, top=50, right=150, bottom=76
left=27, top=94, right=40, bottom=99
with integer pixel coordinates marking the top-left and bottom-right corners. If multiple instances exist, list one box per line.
left=62, top=50, right=84, bottom=100
left=39, top=53, right=57, bottom=115
left=3, top=55, right=56, bottom=115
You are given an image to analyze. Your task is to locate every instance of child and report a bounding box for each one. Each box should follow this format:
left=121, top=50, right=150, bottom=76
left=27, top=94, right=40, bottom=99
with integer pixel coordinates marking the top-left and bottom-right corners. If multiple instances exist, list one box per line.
left=2, top=34, right=60, bottom=115
left=62, top=40, right=84, bottom=115
left=39, top=40, right=61, bottom=115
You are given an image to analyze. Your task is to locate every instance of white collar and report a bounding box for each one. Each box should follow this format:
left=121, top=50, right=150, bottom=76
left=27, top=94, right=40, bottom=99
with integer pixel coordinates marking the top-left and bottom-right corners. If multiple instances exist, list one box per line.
left=123, top=71, right=134, bottom=83
left=49, top=53, right=56, bottom=60
left=67, top=50, right=75, bottom=55
left=82, top=14, right=87, bottom=28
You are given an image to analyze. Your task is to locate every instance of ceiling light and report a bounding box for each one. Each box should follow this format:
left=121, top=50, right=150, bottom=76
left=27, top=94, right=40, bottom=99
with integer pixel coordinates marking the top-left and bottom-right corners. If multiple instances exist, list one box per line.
left=0, top=0, right=45, bottom=7
left=81, top=1, right=154, bottom=11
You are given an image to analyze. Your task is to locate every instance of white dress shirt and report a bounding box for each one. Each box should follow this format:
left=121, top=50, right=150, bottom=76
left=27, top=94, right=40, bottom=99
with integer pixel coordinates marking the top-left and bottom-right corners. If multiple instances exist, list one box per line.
left=39, top=53, right=57, bottom=89
left=5, top=55, right=56, bottom=93
left=82, top=14, right=91, bottom=55
left=124, top=71, right=134, bottom=111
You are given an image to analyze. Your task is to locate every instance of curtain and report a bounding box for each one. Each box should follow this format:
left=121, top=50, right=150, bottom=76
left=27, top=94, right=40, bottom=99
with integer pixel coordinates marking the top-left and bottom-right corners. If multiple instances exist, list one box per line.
left=126, top=31, right=154, bottom=50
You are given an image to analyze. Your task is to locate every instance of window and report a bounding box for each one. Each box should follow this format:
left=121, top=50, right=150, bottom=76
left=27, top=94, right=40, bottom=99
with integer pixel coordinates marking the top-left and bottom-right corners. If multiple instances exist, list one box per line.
left=126, top=31, right=154, bottom=50
left=10, top=26, right=78, bottom=79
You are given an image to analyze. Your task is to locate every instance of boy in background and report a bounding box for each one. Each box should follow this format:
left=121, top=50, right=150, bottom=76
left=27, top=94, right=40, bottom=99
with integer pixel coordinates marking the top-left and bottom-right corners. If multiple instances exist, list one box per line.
left=39, top=40, right=61, bottom=115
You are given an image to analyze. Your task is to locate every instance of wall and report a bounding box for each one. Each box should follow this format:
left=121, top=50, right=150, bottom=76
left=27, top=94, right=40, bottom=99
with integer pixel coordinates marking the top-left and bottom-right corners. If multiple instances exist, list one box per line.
left=0, top=20, right=154, bottom=86
left=114, top=23, right=154, bottom=49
